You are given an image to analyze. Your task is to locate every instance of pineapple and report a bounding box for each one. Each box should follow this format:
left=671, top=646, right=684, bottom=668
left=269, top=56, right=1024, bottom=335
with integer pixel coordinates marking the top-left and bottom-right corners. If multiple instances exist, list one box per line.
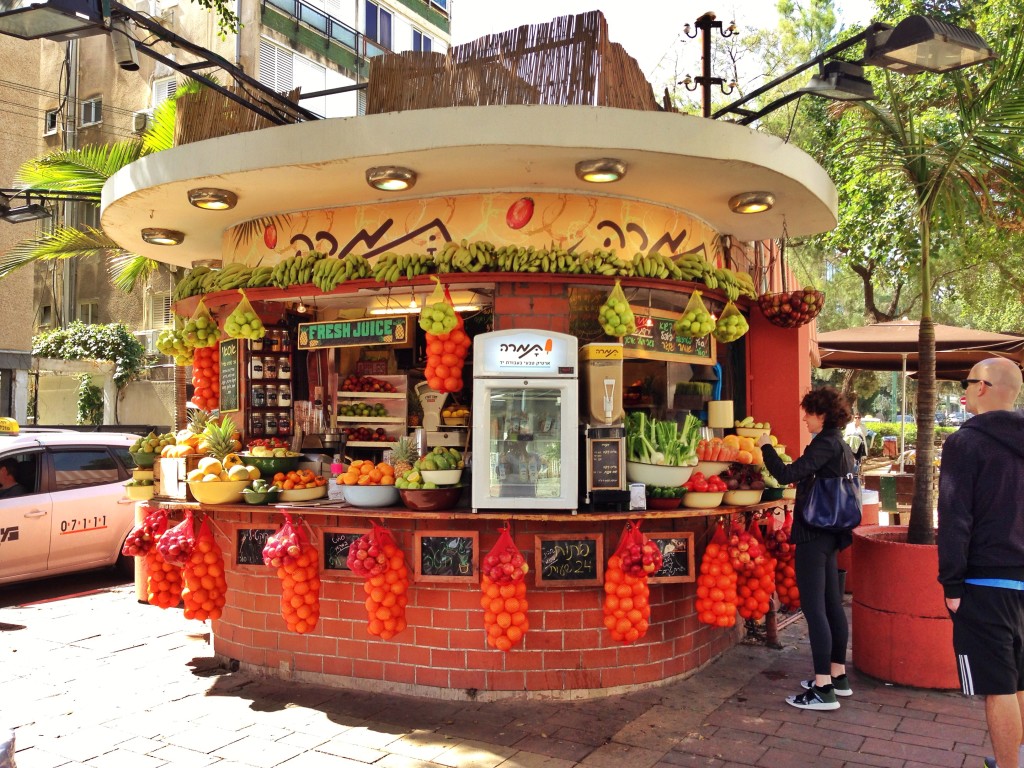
left=391, top=436, right=416, bottom=477
left=201, top=415, right=239, bottom=462
left=178, top=407, right=210, bottom=448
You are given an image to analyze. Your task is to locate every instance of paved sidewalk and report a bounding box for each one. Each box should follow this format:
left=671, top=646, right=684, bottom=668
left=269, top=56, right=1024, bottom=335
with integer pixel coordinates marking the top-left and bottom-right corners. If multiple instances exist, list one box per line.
left=1, top=583, right=992, bottom=768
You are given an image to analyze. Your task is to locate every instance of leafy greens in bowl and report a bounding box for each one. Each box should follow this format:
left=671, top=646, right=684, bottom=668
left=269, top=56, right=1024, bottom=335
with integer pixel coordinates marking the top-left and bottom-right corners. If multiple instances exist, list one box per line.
left=625, top=412, right=702, bottom=467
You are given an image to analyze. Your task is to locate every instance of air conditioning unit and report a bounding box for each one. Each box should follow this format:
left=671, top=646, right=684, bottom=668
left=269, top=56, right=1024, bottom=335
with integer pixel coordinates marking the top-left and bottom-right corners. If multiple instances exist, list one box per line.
left=131, top=109, right=152, bottom=133
left=134, top=329, right=160, bottom=354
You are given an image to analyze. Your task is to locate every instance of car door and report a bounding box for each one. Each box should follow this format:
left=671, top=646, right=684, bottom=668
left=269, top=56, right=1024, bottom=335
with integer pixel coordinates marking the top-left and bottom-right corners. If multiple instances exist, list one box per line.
left=0, top=448, right=52, bottom=584
left=45, top=446, right=135, bottom=576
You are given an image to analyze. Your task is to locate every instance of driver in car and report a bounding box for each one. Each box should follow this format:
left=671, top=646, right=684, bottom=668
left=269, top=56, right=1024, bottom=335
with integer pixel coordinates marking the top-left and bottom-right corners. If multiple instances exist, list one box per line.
left=0, top=458, right=27, bottom=499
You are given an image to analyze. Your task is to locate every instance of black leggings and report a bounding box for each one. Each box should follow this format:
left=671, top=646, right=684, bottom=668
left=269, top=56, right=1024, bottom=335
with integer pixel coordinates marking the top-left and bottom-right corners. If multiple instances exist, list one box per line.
left=794, top=535, right=849, bottom=676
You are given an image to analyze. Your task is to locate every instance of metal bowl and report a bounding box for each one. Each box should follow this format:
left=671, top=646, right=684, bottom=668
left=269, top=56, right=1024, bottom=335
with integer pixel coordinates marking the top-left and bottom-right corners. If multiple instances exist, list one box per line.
left=342, top=484, right=399, bottom=508
left=399, top=486, right=462, bottom=512
left=238, top=453, right=300, bottom=476
left=626, top=462, right=694, bottom=487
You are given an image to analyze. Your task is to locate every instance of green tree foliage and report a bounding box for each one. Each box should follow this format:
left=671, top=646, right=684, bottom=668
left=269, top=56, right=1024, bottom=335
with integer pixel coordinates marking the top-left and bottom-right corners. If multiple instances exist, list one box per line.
left=32, top=322, right=146, bottom=389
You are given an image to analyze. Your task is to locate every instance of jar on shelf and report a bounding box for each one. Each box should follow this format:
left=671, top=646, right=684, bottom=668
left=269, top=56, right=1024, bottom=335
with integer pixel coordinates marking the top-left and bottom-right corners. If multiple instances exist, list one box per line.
left=278, top=357, right=291, bottom=380
left=264, top=356, right=278, bottom=378
left=266, top=385, right=278, bottom=408
left=251, top=384, right=266, bottom=408
left=278, top=411, right=291, bottom=436
left=278, top=385, right=292, bottom=407
left=249, top=356, right=264, bottom=380
left=265, top=412, right=278, bottom=434
left=250, top=413, right=265, bottom=434
left=249, top=336, right=264, bottom=353
left=280, top=332, right=292, bottom=353
left=269, top=330, right=282, bottom=353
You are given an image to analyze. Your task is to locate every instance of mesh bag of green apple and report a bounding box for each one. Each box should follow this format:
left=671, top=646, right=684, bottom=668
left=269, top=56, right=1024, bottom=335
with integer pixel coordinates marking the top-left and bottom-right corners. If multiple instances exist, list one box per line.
left=156, top=315, right=194, bottom=365
left=183, top=297, right=220, bottom=349
left=224, top=289, right=267, bottom=341
left=673, top=289, right=714, bottom=339
left=712, top=301, right=749, bottom=343
left=599, top=280, right=636, bottom=337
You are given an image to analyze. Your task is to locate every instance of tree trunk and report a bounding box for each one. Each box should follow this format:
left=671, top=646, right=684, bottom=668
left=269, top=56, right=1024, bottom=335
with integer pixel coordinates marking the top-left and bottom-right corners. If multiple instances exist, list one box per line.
left=909, top=212, right=936, bottom=545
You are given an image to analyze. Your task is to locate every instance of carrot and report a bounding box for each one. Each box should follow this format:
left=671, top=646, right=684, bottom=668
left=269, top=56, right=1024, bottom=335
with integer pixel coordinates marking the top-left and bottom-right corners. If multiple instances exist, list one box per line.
left=710, top=443, right=721, bottom=461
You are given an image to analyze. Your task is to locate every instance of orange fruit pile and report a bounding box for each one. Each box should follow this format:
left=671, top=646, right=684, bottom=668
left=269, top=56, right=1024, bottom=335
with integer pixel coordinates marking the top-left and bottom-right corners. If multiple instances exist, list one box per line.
left=276, top=541, right=321, bottom=634
left=361, top=540, right=409, bottom=640
left=336, top=460, right=396, bottom=486
left=190, top=345, right=220, bottom=412
left=425, top=326, right=471, bottom=393
left=735, top=521, right=774, bottom=622
left=145, top=546, right=183, bottom=609
left=602, top=554, right=651, bottom=643
left=765, top=513, right=799, bottom=610
left=182, top=521, right=228, bottom=622
left=696, top=524, right=738, bottom=628
left=480, top=575, right=529, bottom=652
left=272, top=469, right=329, bottom=490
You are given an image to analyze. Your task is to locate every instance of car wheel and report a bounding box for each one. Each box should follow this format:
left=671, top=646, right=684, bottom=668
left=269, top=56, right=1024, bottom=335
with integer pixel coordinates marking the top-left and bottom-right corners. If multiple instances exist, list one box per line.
left=115, top=544, right=136, bottom=580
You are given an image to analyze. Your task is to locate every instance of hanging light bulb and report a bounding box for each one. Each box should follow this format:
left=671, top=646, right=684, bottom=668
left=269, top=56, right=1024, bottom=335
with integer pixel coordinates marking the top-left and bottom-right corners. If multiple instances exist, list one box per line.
left=296, top=301, right=307, bottom=314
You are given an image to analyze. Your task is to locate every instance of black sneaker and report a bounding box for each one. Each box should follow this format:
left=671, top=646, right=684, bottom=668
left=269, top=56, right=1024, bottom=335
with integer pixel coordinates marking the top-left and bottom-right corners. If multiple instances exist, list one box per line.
left=982, top=758, right=997, bottom=768
left=786, top=684, right=840, bottom=711
left=801, top=674, right=852, bottom=697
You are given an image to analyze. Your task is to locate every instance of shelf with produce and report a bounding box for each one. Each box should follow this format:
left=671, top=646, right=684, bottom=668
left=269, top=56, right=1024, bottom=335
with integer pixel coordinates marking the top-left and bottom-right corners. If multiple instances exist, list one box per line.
left=347, top=441, right=399, bottom=449
left=337, top=391, right=405, bottom=400
left=336, top=416, right=406, bottom=424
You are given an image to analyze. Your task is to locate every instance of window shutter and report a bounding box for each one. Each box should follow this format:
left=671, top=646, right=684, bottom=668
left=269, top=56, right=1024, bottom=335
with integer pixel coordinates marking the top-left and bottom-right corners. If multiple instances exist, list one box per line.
left=259, top=38, right=294, bottom=93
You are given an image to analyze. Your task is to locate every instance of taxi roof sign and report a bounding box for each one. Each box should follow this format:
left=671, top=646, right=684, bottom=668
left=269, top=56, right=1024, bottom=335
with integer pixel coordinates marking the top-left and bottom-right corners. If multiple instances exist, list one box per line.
left=0, top=417, right=19, bottom=435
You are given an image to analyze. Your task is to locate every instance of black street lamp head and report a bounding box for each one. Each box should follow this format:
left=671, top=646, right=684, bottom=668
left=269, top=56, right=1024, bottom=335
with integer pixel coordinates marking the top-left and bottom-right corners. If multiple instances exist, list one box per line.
left=0, top=0, right=105, bottom=40
left=800, top=61, right=876, bottom=102
left=864, top=15, right=996, bottom=75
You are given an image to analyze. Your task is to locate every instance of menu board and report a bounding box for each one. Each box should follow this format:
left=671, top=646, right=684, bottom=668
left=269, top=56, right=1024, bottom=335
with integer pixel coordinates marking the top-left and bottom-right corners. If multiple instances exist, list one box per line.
left=219, top=338, right=240, bottom=413
left=236, top=527, right=274, bottom=566
left=534, top=534, right=603, bottom=586
left=589, top=438, right=623, bottom=490
left=623, top=307, right=716, bottom=365
left=647, top=532, right=696, bottom=583
left=297, top=317, right=409, bottom=350
left=414, top=531, right=478, bottom=583
left=322, top=528, right=366, bottom=572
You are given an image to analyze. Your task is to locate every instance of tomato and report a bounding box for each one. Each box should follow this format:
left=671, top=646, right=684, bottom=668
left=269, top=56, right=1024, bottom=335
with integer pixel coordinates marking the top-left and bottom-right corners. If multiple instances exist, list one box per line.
left=264, top=223, right=277, bottom=249
left=505, top=197, right=534, bottom=229
left=693, top=479, right=709, bottom=493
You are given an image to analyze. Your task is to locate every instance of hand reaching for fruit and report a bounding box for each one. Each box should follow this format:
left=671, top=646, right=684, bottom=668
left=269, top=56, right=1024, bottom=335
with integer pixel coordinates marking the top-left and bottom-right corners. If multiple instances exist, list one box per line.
left=756, top=433, right=771, bottom=448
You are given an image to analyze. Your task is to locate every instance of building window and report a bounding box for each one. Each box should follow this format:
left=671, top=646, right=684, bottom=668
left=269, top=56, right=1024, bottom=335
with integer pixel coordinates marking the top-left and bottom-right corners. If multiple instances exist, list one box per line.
left=152, top=76, right=177, bottom=106
left=365, top=0, right=391, bottom=49
left=80, top=97, right=102, bottom=127
left=78, top=301, right=100, bottom=324
left=40, top=305, right=53, bottom=327
left=149, top=291, right=172, bottom=328
left=413, top=29, right=432, bottom=53
left=43, top=108, right=58, bottom=136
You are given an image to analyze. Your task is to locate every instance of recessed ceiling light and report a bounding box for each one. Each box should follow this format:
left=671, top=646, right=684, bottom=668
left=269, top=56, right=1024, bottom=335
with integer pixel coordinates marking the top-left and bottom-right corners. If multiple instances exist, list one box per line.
left=575, top=158, right=627, bottom=183
left=141, top=227, right=185, bottom=245
left=187, top=188, right=238, bottom=210
left=366, top=166, right=417, bottom=191
left=728, top=192, right=775, bottom=214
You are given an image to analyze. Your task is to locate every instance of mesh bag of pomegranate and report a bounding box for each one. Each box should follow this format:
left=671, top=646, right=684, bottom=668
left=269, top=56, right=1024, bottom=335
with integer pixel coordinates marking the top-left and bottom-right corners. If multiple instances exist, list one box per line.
left=348, top=521, right=409, bottom=640
left=156, top=509, right=197, bottom=567
left=480, top=523, right=529, bottom=652
left=263, top=514, right=303, bottom=567
left=603, top=521, right=658, bottom=644
left=122, top=505, right=168, bottom=557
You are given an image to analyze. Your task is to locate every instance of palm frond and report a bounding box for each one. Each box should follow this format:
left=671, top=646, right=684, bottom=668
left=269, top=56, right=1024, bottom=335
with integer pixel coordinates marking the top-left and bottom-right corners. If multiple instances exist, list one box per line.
left=14, top=141, right=146, bottom=193
left=108, top=252, right=159, bottom=292
left=144, top=77, right=204, bottom=153
left=0, top=227, right=127, bottom=278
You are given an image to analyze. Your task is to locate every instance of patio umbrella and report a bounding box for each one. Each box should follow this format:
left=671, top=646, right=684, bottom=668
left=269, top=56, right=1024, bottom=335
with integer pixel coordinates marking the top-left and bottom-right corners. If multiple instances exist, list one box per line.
left=816, top=320, right=1024, bottom=466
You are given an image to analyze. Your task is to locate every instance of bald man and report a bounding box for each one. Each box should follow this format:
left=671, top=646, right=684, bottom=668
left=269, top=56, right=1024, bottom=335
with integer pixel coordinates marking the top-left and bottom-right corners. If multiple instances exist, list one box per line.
left=938, top=357, right=1024, bottom=768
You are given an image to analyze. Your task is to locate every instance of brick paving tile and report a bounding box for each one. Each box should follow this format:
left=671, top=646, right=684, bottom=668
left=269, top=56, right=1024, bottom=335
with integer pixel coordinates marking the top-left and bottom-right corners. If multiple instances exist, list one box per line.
left=858, top=735, right=971, bottom=767
left=670, top=735, right=768, bottom=765
left=272, top=730, right=332, bottom=751
left=702, top=710, right=782, bottom=737
left=376, top=754, right=443, bottom=768
left=432, top=738, right=517, bottom=768
left=775, top=719, right=867, bottom=750
left=549, top=725, right=612, bottom=748
left=160, top=724, right=244, bottom=754
left=278, top=751, right=369, bottom=768
left=707, top=725, right=773, bottom=746
left=819, top=747, right=905, bottom=767
left=760, top=733, right=831, bottom=756
left=386, top=731, right=461, bottom=762
left=652, top=754, right=727, bottom=767
left=442, top=720, right=535, bottom=747
left=146, top=744, right=221, bottom=767
left=313, top=736, right=388, bottom=763
left=495, top=752, right=579, bottom=768
left=84, top=748, right=167, bottom=768
left=577, top=742, right=666, bottom=768
left=755, top=746, right=846, bottom=768
left=898, top=715, right=988, bottom=746
left=210, top=736, right=305, bottom=768
left=509, top=734, right=596, bottom=763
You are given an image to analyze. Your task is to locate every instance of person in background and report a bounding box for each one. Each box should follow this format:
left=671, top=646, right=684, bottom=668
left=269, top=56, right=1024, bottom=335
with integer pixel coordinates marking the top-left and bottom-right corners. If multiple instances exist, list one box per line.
left=937, top=357, right=1024, bottom=768
left=0, top=458, right=27, bottom=499
left=756, top=386, right=857, bottom=711
left=844, top=414, right=869, bottom=468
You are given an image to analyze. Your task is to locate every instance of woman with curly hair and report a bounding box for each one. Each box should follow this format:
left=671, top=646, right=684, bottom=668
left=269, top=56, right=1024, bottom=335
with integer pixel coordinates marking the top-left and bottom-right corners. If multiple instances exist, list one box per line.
left=757, top=386, right=857, bottom=711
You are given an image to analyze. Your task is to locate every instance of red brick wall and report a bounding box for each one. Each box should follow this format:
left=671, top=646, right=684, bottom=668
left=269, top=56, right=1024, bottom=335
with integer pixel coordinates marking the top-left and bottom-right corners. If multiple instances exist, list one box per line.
left=206, top=506, right=740, bottom=698
left=493, top=281, right=571, bottom=334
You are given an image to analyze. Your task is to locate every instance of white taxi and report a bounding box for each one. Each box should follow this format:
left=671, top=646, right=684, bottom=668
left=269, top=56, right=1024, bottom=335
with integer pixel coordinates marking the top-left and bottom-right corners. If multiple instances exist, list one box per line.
left=0, top=418, right=142, bottom=585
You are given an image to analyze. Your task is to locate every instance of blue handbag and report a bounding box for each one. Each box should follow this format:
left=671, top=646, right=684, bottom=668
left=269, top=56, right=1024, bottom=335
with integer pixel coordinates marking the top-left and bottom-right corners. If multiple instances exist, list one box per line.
left=802, top=443, right=862, bottom=531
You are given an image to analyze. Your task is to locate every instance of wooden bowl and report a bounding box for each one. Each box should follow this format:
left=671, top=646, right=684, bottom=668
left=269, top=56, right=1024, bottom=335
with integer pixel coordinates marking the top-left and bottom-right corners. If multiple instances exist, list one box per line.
left=399, top=486, right=462, bottom=511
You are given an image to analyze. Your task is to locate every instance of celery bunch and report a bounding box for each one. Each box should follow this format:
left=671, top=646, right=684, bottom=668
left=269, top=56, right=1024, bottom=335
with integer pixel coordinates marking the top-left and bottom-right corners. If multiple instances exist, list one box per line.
left=625, top=412, right=702, bottom=466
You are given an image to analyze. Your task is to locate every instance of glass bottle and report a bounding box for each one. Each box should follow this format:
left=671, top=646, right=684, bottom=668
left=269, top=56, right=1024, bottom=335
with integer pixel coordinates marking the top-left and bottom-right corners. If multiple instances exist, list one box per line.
left=277, top=412, right=291, bottom=436
left=266, top=385, right=278, bottom=408
left=264, top=356, right=277, bottom=378
left=251, top=384, right=265, bottom=408
left=278, top=385, right=292, bottom=407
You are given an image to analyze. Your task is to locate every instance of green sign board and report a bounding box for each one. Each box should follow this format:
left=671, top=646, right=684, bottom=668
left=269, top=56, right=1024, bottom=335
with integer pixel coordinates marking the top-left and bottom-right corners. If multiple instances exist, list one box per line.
left=297, top=316, right=410, bottom=349
left=219, top=338, right=240, bottom=413
left=623, top=308, right=715, bottom=365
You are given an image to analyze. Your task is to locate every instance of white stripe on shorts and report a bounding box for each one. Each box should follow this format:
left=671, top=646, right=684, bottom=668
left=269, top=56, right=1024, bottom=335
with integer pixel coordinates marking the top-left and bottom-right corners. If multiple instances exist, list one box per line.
left=958, top=654, right=974, bottom=695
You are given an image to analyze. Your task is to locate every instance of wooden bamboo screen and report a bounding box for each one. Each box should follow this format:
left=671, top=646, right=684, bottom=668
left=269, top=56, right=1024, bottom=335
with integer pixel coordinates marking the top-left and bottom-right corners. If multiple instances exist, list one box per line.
left=175, top=87, right=302, bottom=146
left=366, top=11, right=659, bottom=114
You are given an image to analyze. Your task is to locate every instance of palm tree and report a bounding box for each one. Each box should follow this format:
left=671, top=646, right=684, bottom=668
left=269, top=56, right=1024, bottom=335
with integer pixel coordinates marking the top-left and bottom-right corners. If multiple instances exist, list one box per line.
left=0, top=86, right=184, bottom=292
left=834, top=21, right=1024, bottom=544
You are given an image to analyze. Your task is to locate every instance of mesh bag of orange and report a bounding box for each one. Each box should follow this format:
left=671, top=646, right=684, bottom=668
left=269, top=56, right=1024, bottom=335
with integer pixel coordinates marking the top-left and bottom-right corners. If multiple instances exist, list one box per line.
left=731, top=518, right=775, bottom=622
left=695, top=521, right=738, bottom=628
left=263, top=513, right=321, bottom=634
left=145, top=513, right=183, bottom=610
left=765, top=511, right=799, bottom=610
left=479, top=523, right=530, bottom=652
left=181, top=516, right=228, bottom=622
left=156, top=509, right=197, bottom=567
left=603, top=521, right=659, bottom=643
left=122, top=505, right=167, bottom=557
left=346, top=521, right=409, bottom=640
left=424, top=284, right=470, bottom=394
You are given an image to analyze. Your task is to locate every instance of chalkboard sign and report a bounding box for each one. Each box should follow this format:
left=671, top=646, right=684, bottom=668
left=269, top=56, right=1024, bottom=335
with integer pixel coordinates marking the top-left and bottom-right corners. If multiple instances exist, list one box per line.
left=236, top=527, right=275, bottom=566
left=647, top=532, right=696, bottom=584
left=623, top=307, right=716, bottom=365
left=534, top=534, right=603, bottom=586
left=297, top=316, right=409, bottom=350
left=322, top=528, right=366, bottom=572
left=414, top=531, right=478, bottom=583
left=219, top=338, right=240, bottom=413
left=589, top=439, right=623, bottom=490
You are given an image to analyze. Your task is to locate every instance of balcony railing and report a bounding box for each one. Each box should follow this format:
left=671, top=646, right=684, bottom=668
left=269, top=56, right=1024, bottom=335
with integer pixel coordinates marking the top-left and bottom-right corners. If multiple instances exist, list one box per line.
left=262, top=0, right=392, bottom=58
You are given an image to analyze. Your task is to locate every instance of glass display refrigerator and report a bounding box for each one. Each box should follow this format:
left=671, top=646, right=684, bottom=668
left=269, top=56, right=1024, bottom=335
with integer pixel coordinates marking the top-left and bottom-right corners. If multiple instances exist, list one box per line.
left=471, top=329, right=578, bottom=510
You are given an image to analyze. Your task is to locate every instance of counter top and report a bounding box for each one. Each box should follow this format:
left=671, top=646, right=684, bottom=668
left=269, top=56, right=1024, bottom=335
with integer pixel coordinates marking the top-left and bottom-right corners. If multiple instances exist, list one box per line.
left=146, top=497, right=791, bottom=522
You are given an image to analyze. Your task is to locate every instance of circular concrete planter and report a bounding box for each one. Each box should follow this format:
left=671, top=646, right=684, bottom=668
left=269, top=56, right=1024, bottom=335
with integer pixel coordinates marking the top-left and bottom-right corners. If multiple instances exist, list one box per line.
left=851, top=525, right=958, bottom=689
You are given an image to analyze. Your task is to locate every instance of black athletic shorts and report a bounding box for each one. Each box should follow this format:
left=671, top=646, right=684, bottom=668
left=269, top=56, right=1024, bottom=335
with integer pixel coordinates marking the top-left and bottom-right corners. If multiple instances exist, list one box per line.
left=951, top=582, right=1024, bottom=696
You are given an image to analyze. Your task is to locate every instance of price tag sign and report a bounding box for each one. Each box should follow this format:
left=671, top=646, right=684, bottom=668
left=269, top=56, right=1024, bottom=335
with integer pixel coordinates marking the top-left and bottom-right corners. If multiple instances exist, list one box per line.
left=534, top=534, right=603, bottom=586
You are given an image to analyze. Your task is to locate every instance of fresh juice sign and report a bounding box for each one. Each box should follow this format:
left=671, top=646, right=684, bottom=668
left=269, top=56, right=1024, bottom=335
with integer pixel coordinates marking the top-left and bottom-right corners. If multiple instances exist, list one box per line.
left=298, top=317, right=408, bottom=349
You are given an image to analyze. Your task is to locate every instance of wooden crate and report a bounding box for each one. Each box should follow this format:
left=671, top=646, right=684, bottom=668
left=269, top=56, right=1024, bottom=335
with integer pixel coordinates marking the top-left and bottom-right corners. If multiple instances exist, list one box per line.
left=154, top=456, right=204, bottom=501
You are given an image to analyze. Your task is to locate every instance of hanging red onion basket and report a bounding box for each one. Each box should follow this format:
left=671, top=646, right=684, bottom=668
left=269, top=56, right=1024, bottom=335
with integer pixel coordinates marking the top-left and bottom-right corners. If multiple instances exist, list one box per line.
left=756, top=288, right=825, bottom=328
